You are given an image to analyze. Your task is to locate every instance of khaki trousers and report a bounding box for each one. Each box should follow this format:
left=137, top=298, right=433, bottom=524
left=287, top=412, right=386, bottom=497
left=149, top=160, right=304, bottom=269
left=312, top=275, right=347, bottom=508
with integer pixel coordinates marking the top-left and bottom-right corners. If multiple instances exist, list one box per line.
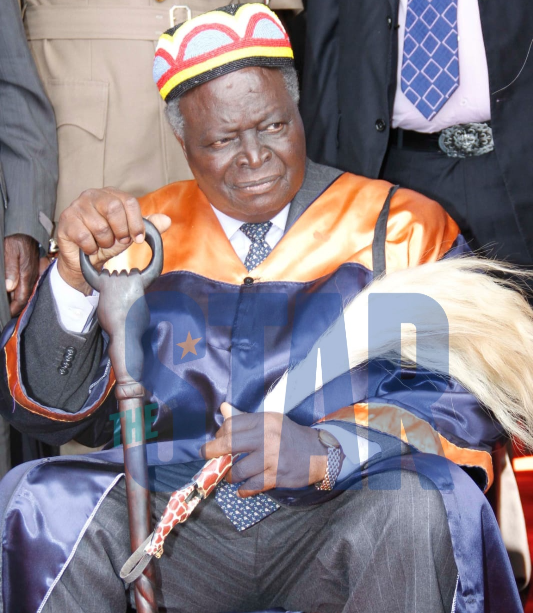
left=24, top=0, right=302, bottom=222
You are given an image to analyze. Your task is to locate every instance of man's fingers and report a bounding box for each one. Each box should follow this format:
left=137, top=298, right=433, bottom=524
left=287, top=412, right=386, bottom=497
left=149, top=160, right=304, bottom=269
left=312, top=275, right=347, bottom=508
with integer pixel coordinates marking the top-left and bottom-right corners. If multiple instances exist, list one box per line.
left=15, top=261, right=35, bottom=305
left=4, top=238, right=20, bottom=293
left=203, top=426, right=258, bottom=458
left=5, top=236, right=39, bottom=316
left=97, top=195, right=131, bottom=245
left=218, top=404, right=257, bottom=435
left=220, top=402, right=244, bottom=420
left=62, top=215, right=99, bottom=256
left=225, top=452, right=264, bottom=484
left=146, top=213, right=172, bottom=235
left=238, top=473, right=275, bottom=498
left=203, top=435, right=236, bottom=459
left=115, top=192, right=145, bottom=243
left=215, top=414, right=260, bottom=442
left=59, top=188, right=142, bottom=255
left=55, top=187, right=169, bottom=292
left=74, top=204, right=116, bottom=251
left=10, top=282, right=29, bottom=316
left=59, top=188, right=169, bottom=260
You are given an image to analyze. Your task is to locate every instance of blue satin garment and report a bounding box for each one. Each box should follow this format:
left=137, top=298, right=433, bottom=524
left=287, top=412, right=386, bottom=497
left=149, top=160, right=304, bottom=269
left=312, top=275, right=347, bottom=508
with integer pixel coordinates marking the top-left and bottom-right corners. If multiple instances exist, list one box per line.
left=0, top=250, right=520, bottom=612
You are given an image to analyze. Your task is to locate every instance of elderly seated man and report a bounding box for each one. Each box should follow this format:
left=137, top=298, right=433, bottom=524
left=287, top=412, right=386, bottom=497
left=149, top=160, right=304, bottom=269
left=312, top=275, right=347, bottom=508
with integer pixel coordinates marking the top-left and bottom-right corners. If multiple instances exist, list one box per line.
left=0, top=4, right=524, bottom=613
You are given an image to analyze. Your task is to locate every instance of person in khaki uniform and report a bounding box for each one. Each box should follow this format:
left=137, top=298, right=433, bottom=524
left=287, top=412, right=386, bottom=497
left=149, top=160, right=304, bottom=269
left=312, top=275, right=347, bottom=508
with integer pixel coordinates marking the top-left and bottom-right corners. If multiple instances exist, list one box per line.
left=23, top=0, right=303, bottom=224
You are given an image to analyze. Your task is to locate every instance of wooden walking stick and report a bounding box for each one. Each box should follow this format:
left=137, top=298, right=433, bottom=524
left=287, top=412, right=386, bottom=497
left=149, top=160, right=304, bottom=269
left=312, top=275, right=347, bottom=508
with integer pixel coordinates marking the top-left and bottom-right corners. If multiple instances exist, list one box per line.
left=80, top=219, right=163, bottom=613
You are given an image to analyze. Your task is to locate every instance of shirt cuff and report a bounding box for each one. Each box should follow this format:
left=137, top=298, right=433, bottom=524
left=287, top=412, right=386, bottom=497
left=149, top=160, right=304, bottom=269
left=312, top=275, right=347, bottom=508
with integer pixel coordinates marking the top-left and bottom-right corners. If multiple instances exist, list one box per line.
left=50, top=261, right=99, bottom=333
left=313, top=424, right=382, bottom=481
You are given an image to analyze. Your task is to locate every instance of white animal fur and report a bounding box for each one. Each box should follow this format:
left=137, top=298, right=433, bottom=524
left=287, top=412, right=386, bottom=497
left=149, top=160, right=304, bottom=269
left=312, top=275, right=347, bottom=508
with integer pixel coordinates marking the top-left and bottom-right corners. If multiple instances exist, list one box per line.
left=264, top=258, right=533, bottom=450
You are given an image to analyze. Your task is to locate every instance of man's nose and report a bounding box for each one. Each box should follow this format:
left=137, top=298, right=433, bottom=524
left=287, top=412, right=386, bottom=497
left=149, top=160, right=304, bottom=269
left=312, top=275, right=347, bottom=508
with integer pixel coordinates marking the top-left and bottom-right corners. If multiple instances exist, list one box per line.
left=237, top=133, right=271, bottom=168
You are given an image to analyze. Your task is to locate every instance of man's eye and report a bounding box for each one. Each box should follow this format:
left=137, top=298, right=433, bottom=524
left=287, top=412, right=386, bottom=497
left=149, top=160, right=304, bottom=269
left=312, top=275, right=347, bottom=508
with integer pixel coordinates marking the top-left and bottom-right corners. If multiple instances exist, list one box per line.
left=264, top=123, right=284, bottom=133
left=211, top=137, right=234, bottom=148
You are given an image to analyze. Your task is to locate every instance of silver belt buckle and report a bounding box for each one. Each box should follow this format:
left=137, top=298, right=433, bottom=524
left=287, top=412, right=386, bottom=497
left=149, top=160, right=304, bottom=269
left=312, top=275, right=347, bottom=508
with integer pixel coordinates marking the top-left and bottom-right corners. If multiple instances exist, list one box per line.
left=438, top=122, right=494, bottom=158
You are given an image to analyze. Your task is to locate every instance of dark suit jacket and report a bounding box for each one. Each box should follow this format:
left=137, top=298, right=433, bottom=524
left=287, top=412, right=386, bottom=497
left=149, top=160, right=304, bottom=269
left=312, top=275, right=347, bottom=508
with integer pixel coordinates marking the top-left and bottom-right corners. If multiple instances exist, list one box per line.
left=300, top=0, right=533, bottom=258
left=0, top=0, right=58, bottom=328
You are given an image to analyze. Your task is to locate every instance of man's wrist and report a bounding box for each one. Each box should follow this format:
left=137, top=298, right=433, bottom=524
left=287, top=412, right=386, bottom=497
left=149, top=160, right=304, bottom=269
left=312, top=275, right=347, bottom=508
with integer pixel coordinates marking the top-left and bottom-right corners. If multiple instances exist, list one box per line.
left=314, top=429, right=344, bottom=491
left=50, top=261, right=99, bottom=333
left=57, top=256, right=92, bottom=295
left=308, top=427, right=329, bottom=484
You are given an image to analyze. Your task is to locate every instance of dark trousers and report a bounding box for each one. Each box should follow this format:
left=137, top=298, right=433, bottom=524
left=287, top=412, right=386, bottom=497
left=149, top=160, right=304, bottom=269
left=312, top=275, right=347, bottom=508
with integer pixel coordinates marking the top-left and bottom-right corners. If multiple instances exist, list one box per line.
left=381, top=144, right=532, bottom=266
left=40, top=466, right=457, bottom=613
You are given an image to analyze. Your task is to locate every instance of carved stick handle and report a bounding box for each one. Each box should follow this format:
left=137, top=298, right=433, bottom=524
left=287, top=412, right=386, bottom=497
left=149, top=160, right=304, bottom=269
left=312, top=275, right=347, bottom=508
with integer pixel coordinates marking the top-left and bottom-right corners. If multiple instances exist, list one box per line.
left=79, top=220, right=164, bottom=613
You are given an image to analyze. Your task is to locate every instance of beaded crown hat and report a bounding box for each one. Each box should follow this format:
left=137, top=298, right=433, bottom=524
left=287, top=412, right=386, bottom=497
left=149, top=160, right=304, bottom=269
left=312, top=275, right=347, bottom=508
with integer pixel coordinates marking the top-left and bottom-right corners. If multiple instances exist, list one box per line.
left=153, top=3, right=294, bottom=102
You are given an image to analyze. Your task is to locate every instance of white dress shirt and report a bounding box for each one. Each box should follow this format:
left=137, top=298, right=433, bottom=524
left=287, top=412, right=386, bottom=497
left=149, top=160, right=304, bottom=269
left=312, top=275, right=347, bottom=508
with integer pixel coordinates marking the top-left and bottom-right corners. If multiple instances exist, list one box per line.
left=392, top=0, right=491, bottom=132
left=211, top=203, right=289, bottom=261
left=50, top=203, right=381, bottom=479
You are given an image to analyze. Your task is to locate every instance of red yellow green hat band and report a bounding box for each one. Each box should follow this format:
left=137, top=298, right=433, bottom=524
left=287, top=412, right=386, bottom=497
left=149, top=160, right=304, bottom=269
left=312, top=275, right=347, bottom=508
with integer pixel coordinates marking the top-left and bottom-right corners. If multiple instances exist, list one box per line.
left=153, top=3, right=294, bottom=102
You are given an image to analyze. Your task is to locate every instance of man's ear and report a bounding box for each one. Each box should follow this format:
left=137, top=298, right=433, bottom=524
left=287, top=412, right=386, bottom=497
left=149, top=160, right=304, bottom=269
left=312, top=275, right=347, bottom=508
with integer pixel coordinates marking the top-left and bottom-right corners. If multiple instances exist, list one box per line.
left=176, top=134, right=188, bottom=161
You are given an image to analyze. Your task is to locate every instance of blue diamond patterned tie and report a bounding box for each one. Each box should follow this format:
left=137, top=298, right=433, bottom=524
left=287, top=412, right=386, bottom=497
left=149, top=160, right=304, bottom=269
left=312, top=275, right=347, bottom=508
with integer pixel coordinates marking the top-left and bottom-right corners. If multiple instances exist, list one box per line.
left=240, top=221, right=273, bottom=271
left=401, top=0, right=459, bottom=120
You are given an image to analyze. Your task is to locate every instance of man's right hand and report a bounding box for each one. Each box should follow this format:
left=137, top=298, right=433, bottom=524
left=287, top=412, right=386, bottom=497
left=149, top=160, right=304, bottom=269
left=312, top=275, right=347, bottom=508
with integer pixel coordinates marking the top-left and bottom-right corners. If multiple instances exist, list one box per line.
left=57, top=187, right=171, bottom=294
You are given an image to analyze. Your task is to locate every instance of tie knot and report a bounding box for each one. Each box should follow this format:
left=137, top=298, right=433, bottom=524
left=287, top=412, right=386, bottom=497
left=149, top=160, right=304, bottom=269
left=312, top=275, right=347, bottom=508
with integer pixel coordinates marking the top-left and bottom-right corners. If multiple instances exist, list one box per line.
left=240, top=221, right=273, bottom=243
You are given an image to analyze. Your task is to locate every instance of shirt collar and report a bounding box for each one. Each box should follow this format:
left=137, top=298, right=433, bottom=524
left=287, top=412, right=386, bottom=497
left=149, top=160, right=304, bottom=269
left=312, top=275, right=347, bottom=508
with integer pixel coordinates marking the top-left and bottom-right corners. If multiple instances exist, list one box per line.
left=211, top=203, right=290, bottom=241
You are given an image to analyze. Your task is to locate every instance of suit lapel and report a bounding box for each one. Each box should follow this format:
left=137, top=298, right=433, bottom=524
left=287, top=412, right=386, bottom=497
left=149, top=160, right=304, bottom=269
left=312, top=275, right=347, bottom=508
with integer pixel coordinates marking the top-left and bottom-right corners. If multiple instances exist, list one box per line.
left=285, top=159, right=343, bottom=232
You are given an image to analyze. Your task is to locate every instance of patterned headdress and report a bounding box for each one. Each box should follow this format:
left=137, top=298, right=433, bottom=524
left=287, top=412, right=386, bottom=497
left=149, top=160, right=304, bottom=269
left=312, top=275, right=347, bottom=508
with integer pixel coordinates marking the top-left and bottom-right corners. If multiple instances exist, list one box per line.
left=153, top=3, right=294, bottom=102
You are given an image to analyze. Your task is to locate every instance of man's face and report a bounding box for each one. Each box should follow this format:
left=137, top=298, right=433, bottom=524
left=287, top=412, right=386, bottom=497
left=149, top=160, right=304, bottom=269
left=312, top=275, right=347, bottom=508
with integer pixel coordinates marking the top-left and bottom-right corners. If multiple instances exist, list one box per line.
left=177, top=67, right=306, bottom=223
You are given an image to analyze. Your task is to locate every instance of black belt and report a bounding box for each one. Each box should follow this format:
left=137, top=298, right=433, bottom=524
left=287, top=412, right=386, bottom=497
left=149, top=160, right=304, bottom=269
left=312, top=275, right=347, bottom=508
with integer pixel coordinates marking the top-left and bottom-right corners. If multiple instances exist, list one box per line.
left=390, top=128, right=441, bottom=151
left=390, top=122, right=494, bottom=158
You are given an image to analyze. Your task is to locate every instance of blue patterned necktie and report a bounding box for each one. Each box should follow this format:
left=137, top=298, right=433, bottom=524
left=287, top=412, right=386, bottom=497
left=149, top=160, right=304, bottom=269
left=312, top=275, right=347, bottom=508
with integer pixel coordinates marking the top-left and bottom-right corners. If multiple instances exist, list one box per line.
left=401, top=0, right=460, bottom=120
left=215, top=220, right=281, bottom=531
left=240, top=221, right=273, bottom=271
left=215, top=480, right=281, bottom=531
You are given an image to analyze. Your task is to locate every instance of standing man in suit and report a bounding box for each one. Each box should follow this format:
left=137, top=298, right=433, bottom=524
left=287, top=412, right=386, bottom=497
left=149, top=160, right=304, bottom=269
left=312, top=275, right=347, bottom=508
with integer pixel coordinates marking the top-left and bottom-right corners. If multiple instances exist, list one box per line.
left=0, top=0, right=58, bottom=478
left=301, top=0, right=533, bottom=267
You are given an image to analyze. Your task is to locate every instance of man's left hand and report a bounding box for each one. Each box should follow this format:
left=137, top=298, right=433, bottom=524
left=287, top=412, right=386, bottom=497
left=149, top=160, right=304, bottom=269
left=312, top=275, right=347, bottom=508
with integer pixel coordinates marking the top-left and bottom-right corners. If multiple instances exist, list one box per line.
left=4, top=234, right=39, bottom=316
left=203, top=402, right=328, bottom=497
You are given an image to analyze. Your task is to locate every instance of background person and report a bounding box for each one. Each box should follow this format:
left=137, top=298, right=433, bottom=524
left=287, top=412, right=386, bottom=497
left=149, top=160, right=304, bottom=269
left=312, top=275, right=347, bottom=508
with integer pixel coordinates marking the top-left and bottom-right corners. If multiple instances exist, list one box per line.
left=299, top=0, right=533, bottom=592
left=0, top=0, right=58, bottom=479
left=300, top=0, right=533, bottom=269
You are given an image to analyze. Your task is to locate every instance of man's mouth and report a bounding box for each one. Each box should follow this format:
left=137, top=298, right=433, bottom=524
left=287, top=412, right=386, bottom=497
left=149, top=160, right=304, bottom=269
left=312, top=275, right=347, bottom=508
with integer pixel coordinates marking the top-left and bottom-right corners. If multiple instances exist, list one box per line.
left=234, top=176, right=280, bottom=194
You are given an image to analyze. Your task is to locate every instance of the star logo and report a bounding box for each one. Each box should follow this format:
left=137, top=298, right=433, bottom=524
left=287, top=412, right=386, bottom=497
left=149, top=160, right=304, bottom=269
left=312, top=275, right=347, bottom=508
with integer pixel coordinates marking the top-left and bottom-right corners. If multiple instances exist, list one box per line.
left=177, top=331, right=202, bottom=359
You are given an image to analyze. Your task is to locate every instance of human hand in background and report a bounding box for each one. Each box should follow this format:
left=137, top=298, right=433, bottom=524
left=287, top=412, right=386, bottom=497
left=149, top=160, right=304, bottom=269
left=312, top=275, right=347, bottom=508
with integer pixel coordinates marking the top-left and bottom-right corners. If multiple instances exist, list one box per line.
left=4, top=233, right=39, bottom=316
